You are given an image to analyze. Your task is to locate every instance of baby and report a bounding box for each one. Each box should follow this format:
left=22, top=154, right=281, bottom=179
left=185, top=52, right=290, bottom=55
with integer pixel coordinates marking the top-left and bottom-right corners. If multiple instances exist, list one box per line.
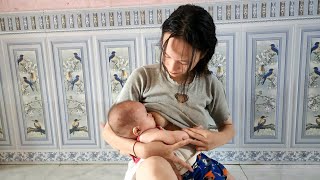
left=108, top=100, right=189, bottom=149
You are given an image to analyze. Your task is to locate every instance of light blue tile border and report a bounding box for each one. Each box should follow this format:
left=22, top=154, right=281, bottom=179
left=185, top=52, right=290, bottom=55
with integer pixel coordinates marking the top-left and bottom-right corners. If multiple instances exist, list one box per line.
left=0, top=150, right=319, bottom=164
left=0, top=0, right=319, bottom=34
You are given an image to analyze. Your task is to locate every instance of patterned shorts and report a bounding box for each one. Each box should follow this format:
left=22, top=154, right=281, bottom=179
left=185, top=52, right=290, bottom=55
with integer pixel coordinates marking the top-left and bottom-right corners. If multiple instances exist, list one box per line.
left=182, top=153, right=228, bottom=180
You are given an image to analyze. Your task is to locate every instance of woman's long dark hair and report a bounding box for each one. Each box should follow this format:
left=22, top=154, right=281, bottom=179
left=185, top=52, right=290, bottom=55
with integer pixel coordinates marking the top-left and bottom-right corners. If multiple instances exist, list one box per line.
left=160, top=4, right=218, bottom=93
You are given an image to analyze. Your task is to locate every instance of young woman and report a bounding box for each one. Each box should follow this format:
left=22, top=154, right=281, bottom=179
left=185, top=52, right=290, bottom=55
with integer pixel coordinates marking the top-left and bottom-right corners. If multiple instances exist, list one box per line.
left=102, top=4, right=235, bottom=180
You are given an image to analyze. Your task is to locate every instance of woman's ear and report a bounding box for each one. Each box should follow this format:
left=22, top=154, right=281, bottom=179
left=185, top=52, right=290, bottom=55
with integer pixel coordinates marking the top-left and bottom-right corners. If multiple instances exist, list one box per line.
left=132, top=127, right=141, bottom=136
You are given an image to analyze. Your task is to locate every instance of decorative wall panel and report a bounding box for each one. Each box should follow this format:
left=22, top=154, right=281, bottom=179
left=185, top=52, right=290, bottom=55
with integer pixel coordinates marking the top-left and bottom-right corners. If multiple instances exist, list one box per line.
left=6, top=42, right=55, bottom=147
left=0, top=73, right=11, bottom=146
left=295, top=27, right=320, bottom=146
left=145, top=35, right=161, bottom=64
left=210, top=34, right=236, bottom=144
left=245, top=30, right=290, bottom=145
left=51, top=39, right=98, bottom=147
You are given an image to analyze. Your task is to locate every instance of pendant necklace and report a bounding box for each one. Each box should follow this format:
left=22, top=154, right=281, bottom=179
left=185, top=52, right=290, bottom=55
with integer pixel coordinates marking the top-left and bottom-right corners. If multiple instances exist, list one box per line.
left=174, top=82, right=190, bottom=103
left=175, top=93, right=188, bottom=103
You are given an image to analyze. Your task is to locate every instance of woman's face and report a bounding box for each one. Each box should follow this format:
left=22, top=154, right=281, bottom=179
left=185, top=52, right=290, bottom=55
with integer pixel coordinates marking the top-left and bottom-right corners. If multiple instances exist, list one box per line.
left=162, top=32, right=202, bottom=83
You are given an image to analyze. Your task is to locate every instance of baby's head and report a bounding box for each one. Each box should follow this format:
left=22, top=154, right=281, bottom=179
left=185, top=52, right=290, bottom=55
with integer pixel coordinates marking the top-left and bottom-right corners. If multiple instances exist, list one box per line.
left=108, top=100, right=156, bottom=139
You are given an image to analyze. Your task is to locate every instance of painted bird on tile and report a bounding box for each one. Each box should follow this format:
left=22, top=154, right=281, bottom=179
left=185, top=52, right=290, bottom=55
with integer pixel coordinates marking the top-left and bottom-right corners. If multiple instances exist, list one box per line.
left=315, top=115, right=320, bottom=126
left=29, top=72, right=37, bottom=83
left=109, top=51, right=116, bottom=62
left=29, top=72, right=37, bottom=91
left=32, top=120, right=45, bottom=134
left=114, top=74, right=124, bottom=87
left=17, top=54, right=24, bottom=65
left=216, top=64, right=224, bottom=80
left=314, top=67, right=320, bottom=76
left=254, top=116, right=268, bottom=132
left=73, top=52, right=81, bottom=62
left=270, top=44, right=278, bottom=55
left=70, top=75, right=80, bottom=90
left=32, top=120, right=42, bottom=129
left=23, top=77, right=34, bottom=91
left=261, top=68, right=274, bottom=85
left=120, top=68, right=128, bottom=84
left=70, top=119, right=80, bottom=134
left=257, top=64, right=266, bottom=85
left=311, top=42, right=319, bottom=53
left=258, top=116, right=267, bottom=127
left=66, top=71, right=73, bottom=82
left=258, top=64, right=266, bottom=76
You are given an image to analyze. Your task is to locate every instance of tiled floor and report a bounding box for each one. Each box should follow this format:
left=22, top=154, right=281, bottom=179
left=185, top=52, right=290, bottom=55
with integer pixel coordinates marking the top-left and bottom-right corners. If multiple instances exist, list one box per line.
left=0, top=164, right=319, bottom=180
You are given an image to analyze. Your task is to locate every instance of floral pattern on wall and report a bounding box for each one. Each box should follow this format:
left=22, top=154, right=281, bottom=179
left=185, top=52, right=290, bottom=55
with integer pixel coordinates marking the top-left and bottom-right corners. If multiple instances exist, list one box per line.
left=16, top=51, right=46, bottom=139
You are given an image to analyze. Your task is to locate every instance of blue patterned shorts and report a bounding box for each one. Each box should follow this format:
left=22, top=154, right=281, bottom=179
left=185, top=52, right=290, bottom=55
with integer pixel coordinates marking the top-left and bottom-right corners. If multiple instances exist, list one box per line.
left=182, top=153, right=228, bottom=180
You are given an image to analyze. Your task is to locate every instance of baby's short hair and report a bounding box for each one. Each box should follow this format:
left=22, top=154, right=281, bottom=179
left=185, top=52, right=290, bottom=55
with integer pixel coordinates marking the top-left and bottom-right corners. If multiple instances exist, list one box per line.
left=108, top=100, right=140, bottom=138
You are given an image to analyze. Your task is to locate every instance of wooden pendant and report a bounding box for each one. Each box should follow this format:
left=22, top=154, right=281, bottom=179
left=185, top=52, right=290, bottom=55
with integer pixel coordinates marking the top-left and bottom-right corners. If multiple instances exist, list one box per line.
left=175, top=93, right=189, bottom=103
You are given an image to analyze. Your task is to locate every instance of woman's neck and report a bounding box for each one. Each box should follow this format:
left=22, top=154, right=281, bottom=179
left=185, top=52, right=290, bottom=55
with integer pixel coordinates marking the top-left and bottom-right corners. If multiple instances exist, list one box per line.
left=170, top=73, right=195, bottom=85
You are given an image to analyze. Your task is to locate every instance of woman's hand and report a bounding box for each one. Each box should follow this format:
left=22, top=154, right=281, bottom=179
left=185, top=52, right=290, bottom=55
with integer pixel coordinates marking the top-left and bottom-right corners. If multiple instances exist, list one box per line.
left=183, top=121, right=235, bottom=151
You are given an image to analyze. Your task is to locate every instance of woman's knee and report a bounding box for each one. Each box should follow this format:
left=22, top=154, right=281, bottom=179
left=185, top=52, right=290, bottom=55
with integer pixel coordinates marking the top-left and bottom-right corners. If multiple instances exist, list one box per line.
left=144, top=156, right=168, bottom=166
left=136, top=156, right=177, bottom=180
left=138, top=156, right=170, bottom=172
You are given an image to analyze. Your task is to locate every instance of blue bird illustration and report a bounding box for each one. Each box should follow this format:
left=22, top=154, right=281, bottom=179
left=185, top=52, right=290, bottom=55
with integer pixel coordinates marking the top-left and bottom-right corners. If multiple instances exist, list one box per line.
left=71, top=75, right=80, bottom=90
left=261, top=68, right=274, bottom=85
left=270, top=44, right=278, bottom=55
left=23, top=77, right=34, bottom=91
left=114, top=74, right=124, bottom=87
left=109, top=51, right=116, bottom=62
left=314, top=67, right=320, bottom=76
left=311, top=42, right=319, bottom=53
left=17, top=54, right=24, bottom=64
left=73, top=53, right=81, bottom=62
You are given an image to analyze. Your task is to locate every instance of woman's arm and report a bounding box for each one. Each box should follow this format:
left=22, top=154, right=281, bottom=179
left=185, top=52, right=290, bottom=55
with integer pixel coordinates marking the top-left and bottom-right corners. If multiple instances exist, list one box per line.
left=101, top=122, right=193, bottom=171
left=101, top=122, right=136, bottom=155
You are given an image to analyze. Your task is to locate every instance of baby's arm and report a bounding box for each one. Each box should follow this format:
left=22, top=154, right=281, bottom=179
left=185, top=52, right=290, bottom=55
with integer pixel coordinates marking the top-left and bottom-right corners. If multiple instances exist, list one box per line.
left=139, top=127, right=189, bottom=145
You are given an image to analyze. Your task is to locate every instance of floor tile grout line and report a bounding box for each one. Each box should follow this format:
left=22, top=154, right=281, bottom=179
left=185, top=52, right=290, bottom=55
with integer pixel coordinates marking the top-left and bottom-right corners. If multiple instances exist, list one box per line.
left=239, top=165, right=249, bottom=180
